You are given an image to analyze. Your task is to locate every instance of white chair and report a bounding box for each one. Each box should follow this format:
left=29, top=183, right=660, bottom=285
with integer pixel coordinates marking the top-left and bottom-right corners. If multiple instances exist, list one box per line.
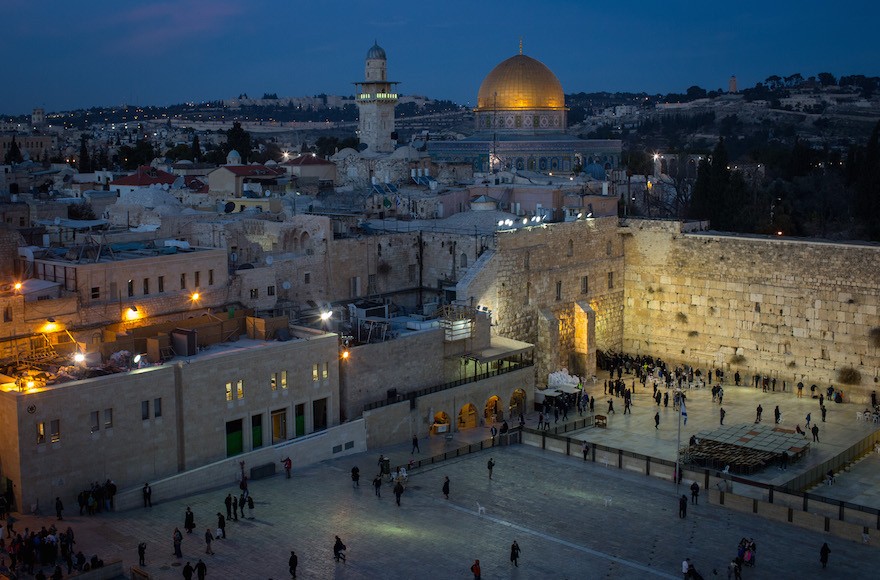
left=857, top=412, right=864, bottom=422
left=475, top=501, right=486, bottom=515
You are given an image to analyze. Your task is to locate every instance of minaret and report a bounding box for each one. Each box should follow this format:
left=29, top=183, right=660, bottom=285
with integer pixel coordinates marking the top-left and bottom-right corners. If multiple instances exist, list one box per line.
left=355, top=41, right=399, bottom=153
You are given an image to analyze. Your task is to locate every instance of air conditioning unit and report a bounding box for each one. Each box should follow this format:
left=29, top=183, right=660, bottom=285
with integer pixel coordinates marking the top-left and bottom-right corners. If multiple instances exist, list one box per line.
left=306, top=248, right=314, bottom=255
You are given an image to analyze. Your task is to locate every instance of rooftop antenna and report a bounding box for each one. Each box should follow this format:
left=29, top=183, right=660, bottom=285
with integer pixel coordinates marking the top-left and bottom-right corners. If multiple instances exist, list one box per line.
left=519, top=37, right=523, bottom=55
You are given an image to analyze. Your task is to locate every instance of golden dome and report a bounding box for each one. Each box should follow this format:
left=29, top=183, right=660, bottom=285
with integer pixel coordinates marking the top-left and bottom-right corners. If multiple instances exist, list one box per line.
left=475, top=54, right=564, bottom=111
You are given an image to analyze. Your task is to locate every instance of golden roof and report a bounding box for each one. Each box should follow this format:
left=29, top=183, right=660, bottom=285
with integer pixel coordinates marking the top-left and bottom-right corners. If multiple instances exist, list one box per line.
left=475, top=54, right=564, bottom=112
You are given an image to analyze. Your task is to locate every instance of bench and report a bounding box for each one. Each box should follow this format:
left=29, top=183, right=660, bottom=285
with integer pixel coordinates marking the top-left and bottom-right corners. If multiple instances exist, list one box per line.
left=594, top=415, right=607, bottom=428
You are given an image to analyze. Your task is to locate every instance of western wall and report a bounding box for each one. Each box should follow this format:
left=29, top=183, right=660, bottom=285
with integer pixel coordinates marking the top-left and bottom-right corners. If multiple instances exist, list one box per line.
left=622, top=219, right=880, bottom=404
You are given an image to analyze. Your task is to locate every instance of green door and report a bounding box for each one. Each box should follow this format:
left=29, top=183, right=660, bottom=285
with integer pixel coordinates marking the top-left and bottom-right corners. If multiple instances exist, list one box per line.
left=226, top=419, right=243, bottom=456
left=295, top=403, right=305, bottom=436
left=251, top=415, right=263, bottom=449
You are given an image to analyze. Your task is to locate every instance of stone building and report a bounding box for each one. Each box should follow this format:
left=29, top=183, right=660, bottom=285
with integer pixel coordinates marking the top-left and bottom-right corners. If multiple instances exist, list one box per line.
left=355, top=42, right=399, bottom=154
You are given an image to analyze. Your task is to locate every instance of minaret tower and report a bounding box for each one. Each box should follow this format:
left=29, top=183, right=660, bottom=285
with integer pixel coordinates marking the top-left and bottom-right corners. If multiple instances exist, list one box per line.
left=355, top=41, right=399, bottom=153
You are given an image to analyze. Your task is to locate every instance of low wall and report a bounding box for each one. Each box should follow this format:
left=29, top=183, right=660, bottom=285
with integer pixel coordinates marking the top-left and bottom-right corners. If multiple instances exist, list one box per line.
left=114, top=419, right=366, bottom=511
left=522, top=428, right=880, bottom=545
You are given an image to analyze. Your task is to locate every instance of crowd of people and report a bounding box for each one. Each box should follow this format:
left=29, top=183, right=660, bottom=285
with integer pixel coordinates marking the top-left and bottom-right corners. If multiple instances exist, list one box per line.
left=75, top=480, right=117, bottom=516
left=0, top=522, right=106, bottom=578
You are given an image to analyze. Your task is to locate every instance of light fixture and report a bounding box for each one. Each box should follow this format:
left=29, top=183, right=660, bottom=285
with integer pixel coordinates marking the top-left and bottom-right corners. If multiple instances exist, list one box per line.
left=498, top=220, right=504, bottom=227
left=74, top=352, right=85, bottom=363
left=44, top=318, right=58, bottom=332
left=341, top=350, right=350, bottom=360
left=191, top=292, right=200, bottom=301
left=522, top=218, right=528, bottom=225
left=577, top=212, right=583, bottom=219
left=14, top=282, right=22, bottom=291
left=133, top=354, right=142, bottom=364
left=587, top=203, right=594, bottom=218
left=26, top=380, right=35, bottom=390
left=125, top=306, right=140, bottom=321
left=320, top=311, right=332, bottom=321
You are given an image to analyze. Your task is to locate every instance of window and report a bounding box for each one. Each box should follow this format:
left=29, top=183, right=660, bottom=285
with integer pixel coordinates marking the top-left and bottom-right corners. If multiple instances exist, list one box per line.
left=141, top=401, right=150, bottom=421
left=460, top=253, right=468, bottom=268
left=37, top=421, right=46, bottom=444
left=567, top=239, right=574, bottom=257
left=270, top=373, right=277, bottom=391
left=608, top=271, right=614, bottom=289
left=50, top=419, right=60, bottom=443
left=267, top=285, right=276, bottom=297
left=225, top=382, right=233, bottom=402
left=3, top=306, right=10, bottom=322
left=581, top=275, right=589, bottom=294
left=127, top=279, right=134, bottom=297
left=91, top=286, right=100, bottom=299
left=408, top=264, right=416, bottom=282
left=322, top=362, right=329, bottom=379
left=524, top=251, right=530, bottom=270
left=90, top=411, right=100, bottom=433
left=158, top=276, right=164, bottom=293
left=236, top=380, right=244, bottom=399
left=104, top=408, right=113, bottom=429
left=312, top=363, right=319, bottom=382
left=304, top=272, right=311, bottom=284
left=154, top=398, right=162, bottom=418
left=249, top=288, right=259, bottom=299
left=377, top=243, right=382, bottom=257
left=195, top=271, right=201, bottom=288
left=180, top=273, right=186, bottom=290
left=209, top=269, right=214, bottom=285
left=281, top=370, right=288, bottom=389
left=368, top=273, right=376, bottom=289
left=143, top=278, right=150, bottom=295
left=606, top=240, right=612, bottom=256
left=555, top=281, right=562, bottom=301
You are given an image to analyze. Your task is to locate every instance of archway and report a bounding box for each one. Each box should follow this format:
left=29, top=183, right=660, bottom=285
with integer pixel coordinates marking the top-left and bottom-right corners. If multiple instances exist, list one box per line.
left=431, top=411, right=450, bottom=435
left=484, top=395, right=501, bottom=423
left=509, top=389, right=526, bottom=417
left=458, top=403, right=477, bottom=430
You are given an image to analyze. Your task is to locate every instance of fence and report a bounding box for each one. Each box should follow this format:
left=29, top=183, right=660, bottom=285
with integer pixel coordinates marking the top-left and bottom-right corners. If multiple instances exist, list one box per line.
left=522, top=427, right=880, bottom=543
left=400, top=431, right=522, bottom=475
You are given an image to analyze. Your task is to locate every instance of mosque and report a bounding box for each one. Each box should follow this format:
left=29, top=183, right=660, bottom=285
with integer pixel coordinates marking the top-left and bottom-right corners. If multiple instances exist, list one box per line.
left=354, top=42, right=621, bottom=178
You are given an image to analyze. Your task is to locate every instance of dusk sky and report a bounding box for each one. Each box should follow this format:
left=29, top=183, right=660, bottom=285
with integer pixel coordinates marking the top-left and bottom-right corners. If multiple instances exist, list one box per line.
left=2, top=0, right=879, bottom=115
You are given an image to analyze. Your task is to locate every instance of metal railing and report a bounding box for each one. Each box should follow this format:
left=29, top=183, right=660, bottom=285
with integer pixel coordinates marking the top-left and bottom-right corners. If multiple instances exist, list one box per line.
left=389, top=431, right=523, bottom=476
left=363, top=361, right=534, bottom=411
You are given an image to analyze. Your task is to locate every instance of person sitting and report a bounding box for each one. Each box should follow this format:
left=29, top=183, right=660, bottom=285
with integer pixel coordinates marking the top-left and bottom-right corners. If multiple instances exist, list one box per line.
left=825, top=469, right=835, bottom=485
left=795, top=424, right=805, bottom=436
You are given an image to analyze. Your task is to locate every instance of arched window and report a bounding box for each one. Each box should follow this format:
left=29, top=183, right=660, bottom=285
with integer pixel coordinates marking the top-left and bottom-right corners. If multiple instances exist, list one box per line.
left=567, top=239, right=574, bottom=257
left=460, top=253, right=468, bottom=268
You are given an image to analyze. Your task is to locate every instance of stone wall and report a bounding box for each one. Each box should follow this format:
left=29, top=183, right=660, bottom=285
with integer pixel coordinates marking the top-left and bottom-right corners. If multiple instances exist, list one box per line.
left=622, top=220, right=880, bottom=403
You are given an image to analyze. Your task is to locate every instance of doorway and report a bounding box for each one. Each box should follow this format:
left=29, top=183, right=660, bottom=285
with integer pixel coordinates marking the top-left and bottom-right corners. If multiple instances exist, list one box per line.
left=225, top=419, right=243, bottom=457
left=271, top=409, right=287, bottom=443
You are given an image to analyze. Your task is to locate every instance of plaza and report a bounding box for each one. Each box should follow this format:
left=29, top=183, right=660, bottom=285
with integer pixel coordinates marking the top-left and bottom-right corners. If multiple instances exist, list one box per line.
left=6, top=377, right=879, bottom=579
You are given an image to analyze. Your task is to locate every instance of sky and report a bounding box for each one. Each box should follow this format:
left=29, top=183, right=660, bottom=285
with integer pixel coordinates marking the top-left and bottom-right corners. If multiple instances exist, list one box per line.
left=2, top=0, right=879, bottom=115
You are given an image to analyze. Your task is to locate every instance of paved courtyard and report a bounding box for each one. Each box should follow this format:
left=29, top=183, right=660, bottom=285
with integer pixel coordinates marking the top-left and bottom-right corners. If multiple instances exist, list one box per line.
left=8, top=430, right=879, bottom=579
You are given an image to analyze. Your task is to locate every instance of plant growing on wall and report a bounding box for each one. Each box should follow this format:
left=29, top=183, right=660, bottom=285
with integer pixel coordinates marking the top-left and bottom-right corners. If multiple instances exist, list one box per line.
left=676, top=312, right=689, bottom=323
left=870, top=327, right=880, bottom=348
left=837, top=366, right=862, bottom=385
left=729, top=354, right=746, bottom=364
left=688, top=330, right=699, bottom=337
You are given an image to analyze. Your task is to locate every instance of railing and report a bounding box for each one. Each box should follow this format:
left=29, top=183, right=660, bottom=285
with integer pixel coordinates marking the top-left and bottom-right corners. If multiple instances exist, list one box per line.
left=392, top=431, right=523, bottom=476
left=363, top=360, right=534, bottom=411
left=522, top=427, right=880, bottom=533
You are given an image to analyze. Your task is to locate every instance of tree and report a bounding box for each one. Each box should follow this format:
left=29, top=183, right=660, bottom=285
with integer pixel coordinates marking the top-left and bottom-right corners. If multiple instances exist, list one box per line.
left=4, top=135, right=23, bottom=164
left=191, top=134, right=202, bottom=162
left=68, top=202, right=96, bottom=220
left=855, top=121, right=880, bottom=240
left=225, top=122, right=251, bottom=162
left=817, top=72, right=837, bottom=87
left=686, top=85, right=707, bottom=100
left=165, top=144, right=193, bottom=161
left=79, top=134, right=91, bottom=173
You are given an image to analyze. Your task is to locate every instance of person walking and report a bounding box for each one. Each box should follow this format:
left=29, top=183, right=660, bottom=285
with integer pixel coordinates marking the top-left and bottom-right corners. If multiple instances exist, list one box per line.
left=216, top=513, right=226, bottom=538
left=351, top=466, right=360, bottom=488
left=247, top=495, right=254, bottom=519
left=173, top=527, right=183, bottom=558
left=142, top=483, right=152, bottom=508
left=607, top=399, right=615, bottom=414
left=184, top=507, right=195, bottom=534
left=582, top=440, right=590, bottom=461
left=182, top=561, right=194, bottom=580
left=811, top=424, right=820, bottom=443
left=690, top=481, right=700, bottom=505
left=442, top=476, right=450, bottom=499
left=470, top=559, right=482, bottom=579
left=774, top=406, right=781, bottom=424
left=755, top=404, right=763, bottom=423
left=487, top=458, right=495, bottom=479
left=333, top=536, right=346, bottom=563
left=373, top=475, right=382, bottom=498
left=654, top=412, right=660, bottom=430
left=238, top=493, right=246, bottom=519
left=393, top=481, right=404, bottom=506
left=678, top=495, right=688, bottom=518
left=720, top=407, right=726, bottom=425
left=288, top=550, right=298, bottom=578
left=224, top=495, right=232, bottom=520
left=411, top=435, right=420, bottom=454
left=821, top=405, right=827, bottom=422
left=819, top=542, right=831, bottom=568
left=805, top=413, right=812, bottom=429
left=195, top=558, right=207, bottom=580
left=282, top=457, right=292, bottom=479
left=510, top=540, right=521, bottom=567
left=204, top=528, right=214, bottom=555
left=231, top=496, right=238, bottom=521
left=137, top=542, right=146, bottom=566
left=55, top=497, right=63, bottom=520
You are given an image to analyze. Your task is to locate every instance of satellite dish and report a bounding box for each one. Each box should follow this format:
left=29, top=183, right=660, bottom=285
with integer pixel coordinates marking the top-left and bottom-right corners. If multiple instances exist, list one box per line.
left=282, top=281, right=291, bottom=290
left=264, top=190, right=271, bottom=197
left=265, top=256, right=274, bottom=265
left=223, top=202, right=235, bottom=213
left=162, top=183, right=170, bottom=190
left=54, top=216, right=61, bottom=225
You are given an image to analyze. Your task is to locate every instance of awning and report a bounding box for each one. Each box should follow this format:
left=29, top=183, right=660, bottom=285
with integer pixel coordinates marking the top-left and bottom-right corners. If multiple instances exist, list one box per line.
left=465, top=336, right=534, bottom=363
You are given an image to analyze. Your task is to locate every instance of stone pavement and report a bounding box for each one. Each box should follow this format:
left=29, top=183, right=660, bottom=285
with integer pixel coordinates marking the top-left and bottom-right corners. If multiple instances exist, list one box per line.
left=7, top=434, right=879, bottom=579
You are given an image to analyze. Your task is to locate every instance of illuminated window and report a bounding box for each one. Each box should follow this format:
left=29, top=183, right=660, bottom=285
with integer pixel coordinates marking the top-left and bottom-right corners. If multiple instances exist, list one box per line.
left=270, top=373, right=277, bottom=391
left=250, top=288, right=259, bottom=299
left=312, top=364, right=319, bottom=382
left=322, top=362, right=329, bottom=379
left=50, top=419, right=61, bottom=443
left=225, top=382, right=233, bottom=401
left=236, top=380, right=244, bottom=399
left=281, top=370, right=288, bottom=389
left=37, top=421, right=46, bottom=444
